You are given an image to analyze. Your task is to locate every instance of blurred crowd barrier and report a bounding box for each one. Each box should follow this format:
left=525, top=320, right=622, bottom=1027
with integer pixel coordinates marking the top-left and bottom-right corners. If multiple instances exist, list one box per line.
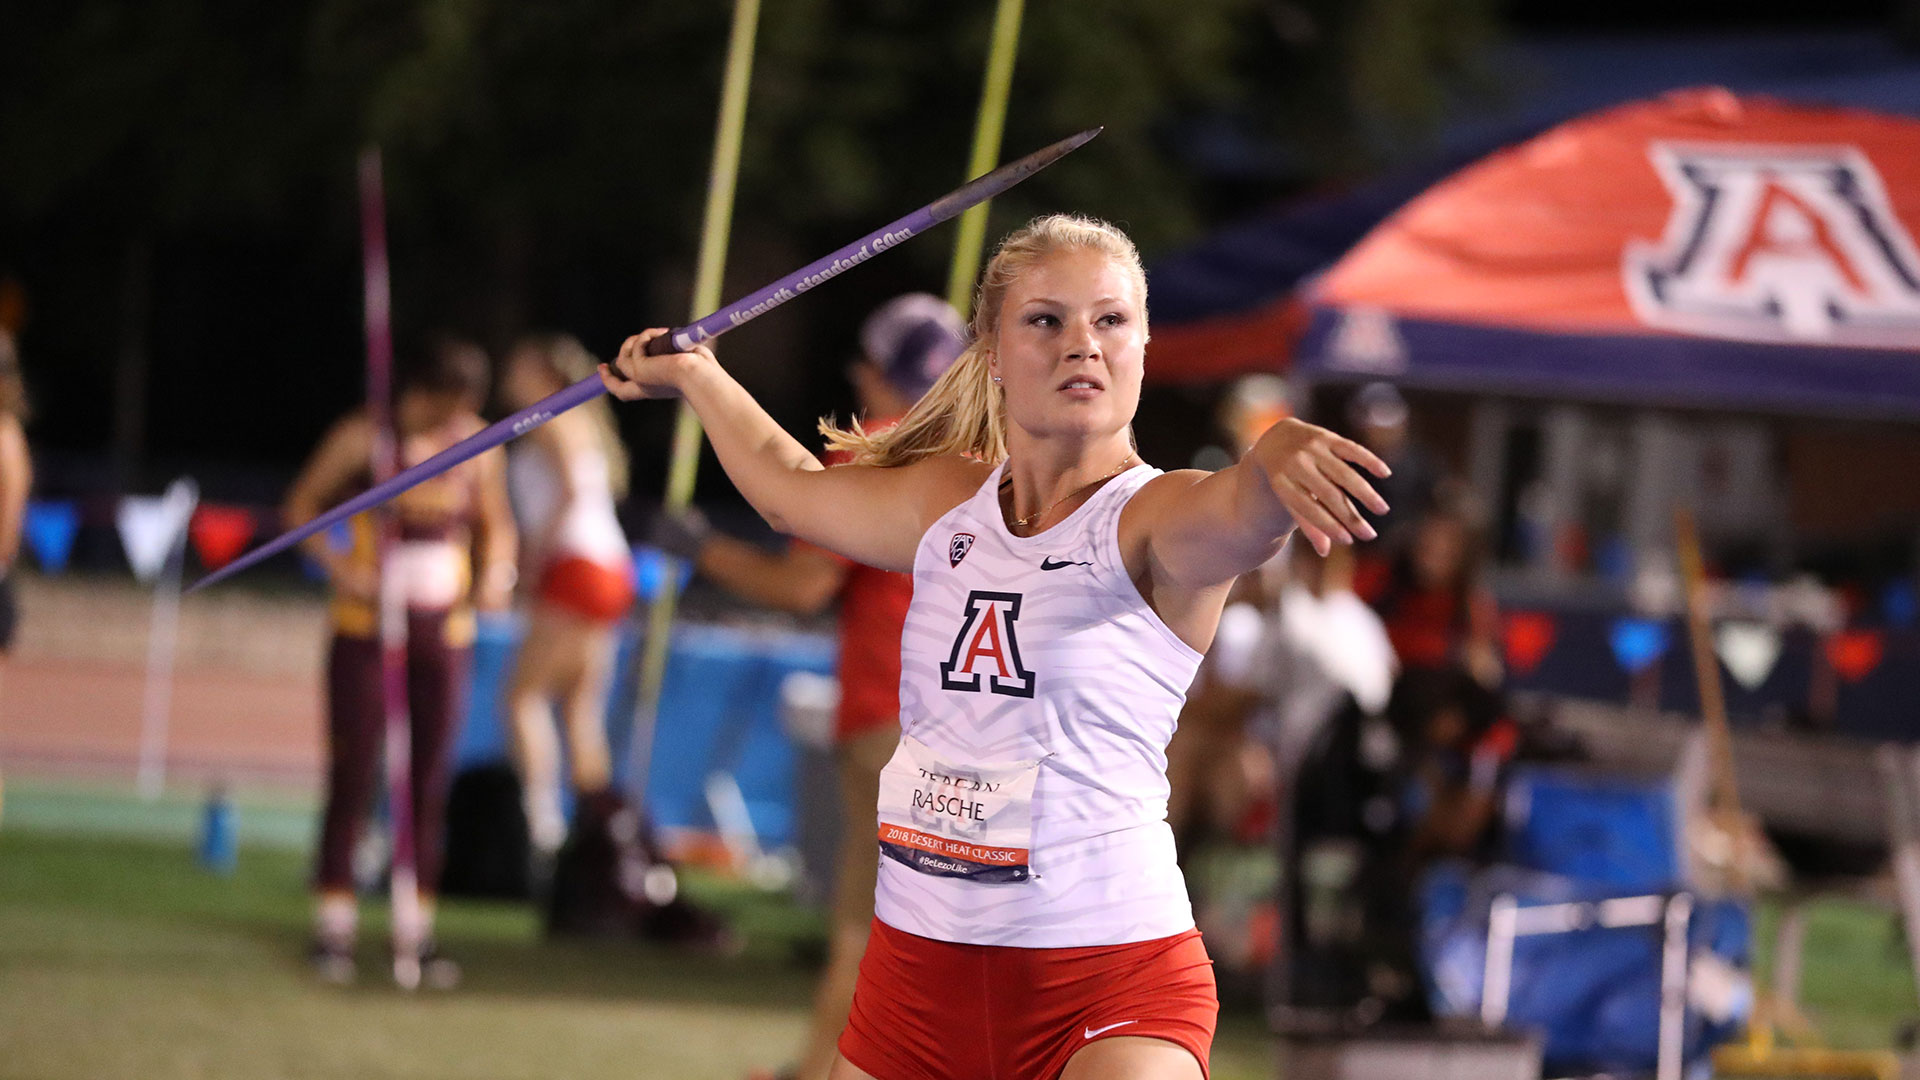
left=457, top=617, right=833, bottom=854
left=1497, top=590, right=1917, bottom=740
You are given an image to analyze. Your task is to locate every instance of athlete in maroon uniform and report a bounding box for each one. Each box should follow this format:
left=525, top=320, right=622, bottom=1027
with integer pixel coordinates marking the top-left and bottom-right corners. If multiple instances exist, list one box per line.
left=284, top=339, right=516, bottom=983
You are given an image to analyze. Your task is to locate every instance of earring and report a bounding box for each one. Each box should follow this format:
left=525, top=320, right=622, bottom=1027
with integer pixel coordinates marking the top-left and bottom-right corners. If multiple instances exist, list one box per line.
left=991, top=376, right=1003, bottom=384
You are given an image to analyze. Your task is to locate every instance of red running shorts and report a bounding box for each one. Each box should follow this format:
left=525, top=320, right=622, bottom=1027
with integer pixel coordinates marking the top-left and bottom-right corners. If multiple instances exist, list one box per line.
left=537, top=555, right=635, bottom=624
left=838, top=917, right=1216, bottom=1079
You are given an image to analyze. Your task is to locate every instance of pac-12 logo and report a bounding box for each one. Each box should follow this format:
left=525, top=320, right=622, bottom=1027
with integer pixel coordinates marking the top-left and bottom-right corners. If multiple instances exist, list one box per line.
left=940, top=590, right=1035, bottom=698
left=1624, top=143, right=1920, bottom=346
left=948, top=532, right=975, bottom=567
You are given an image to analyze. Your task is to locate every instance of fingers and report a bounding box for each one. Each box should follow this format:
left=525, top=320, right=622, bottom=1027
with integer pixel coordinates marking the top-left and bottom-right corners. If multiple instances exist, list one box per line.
left=1296, top=466, right=1376, bottom=542
left=1317, top=450, right=1390, bottom=517
left=612, top=330, right=666, bottom=373
left=1331, top=434, right=1392, bottom=479
left=598, top=363, right=643, bottom=401
left=601, top=329, right=683, bottom=401
left=1278, top=474, right=1354, bottom=548
left=632, top=327, right=670, bottom=354
left=1293, top=518, right=1335, bottom=558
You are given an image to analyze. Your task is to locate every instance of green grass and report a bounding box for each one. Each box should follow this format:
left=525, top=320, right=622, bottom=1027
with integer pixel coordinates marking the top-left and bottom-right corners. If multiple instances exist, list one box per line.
left=5, top=786, right=1909, bottom=1080
left=1751, top=899, right=1918, bottom=1050
left=0, top=823, right=1276, bottom=1080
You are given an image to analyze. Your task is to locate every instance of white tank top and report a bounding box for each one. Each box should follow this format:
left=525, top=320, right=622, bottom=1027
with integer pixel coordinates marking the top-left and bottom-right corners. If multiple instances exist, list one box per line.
left=507, top=441, right=630, bottom=567
left=873, top=461, right=1204, bottom=947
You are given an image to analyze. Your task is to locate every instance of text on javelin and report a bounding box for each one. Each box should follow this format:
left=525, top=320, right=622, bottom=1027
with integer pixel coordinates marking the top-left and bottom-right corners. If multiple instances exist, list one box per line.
left=725, top=226, right=917, bottom=327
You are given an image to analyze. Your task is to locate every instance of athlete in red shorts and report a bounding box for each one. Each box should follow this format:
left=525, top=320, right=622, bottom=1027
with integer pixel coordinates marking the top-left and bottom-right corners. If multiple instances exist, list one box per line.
left=604, top=216, right=1389, bottom=1080
left=499, top=335, right=637, bottom=859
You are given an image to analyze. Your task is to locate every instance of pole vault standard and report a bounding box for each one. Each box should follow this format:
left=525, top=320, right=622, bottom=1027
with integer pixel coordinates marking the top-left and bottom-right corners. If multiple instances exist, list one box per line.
left=946, top=0, right=1027, bottom=319
left=189, top=126, right=1099, bottom=595
left=623, top=0, right=763, bottom=815
left=357, top=147, right=427, bottom=991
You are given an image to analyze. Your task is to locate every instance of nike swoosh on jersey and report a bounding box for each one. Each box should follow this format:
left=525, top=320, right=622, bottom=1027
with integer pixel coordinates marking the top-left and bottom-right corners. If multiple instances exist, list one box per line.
left=1084, top=1020, right=1139, bottom=1039
left=1040, top=556, right=1092, bottom=571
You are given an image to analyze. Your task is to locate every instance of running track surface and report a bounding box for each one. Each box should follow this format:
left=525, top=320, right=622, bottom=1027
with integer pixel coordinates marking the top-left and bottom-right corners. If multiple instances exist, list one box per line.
left=1, top=656, right=322, bottom=793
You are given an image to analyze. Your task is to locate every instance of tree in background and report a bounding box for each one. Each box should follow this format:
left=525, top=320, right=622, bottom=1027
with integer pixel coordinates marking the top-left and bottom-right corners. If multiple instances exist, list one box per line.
left=0, top=0, right=1499, bottom=487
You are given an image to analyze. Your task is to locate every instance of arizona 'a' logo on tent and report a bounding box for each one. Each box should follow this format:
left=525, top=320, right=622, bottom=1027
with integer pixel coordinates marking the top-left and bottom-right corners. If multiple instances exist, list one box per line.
left=1625, top=143, right=1920, bottom=346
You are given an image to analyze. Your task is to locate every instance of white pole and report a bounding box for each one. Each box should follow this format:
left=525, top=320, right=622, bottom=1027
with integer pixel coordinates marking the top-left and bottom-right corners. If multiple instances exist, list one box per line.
left=136, top=477, right=198, bottom=801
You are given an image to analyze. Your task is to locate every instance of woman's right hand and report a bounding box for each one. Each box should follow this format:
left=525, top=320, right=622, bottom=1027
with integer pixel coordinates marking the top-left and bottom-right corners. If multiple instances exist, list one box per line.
left=599, top=328, right=716, bottom=401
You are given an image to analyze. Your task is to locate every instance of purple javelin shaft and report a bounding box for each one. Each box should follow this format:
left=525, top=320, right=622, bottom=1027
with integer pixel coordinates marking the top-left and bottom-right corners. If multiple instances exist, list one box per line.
left=191, top=126, right=1100, bottom=591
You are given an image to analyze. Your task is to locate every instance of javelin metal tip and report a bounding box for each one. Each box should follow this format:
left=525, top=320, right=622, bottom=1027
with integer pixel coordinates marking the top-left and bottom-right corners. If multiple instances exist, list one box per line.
left=930, top=127, right=1103, bottom=222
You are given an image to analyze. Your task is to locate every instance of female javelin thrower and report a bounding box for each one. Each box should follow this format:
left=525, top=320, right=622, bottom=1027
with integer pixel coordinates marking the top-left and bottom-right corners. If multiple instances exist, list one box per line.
left=602, top=214, right=1389, bottom=1080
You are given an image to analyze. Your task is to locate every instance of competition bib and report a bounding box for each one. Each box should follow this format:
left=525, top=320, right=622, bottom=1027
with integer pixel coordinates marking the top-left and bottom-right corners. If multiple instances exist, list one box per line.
left=875, top=735, right=1043, bottom=884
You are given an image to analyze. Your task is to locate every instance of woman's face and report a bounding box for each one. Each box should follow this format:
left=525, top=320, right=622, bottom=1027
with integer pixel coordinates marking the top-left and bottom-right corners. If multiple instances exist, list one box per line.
left=987, top=248, right=1145, bottom=445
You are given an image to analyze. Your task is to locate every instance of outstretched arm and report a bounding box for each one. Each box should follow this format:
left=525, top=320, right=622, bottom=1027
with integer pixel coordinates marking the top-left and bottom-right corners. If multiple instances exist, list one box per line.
left=697, top=535, right=849, bottom=616
left=601, top=329, right=981, bottom=573
left=1132, top=418, right=1391, bottom=591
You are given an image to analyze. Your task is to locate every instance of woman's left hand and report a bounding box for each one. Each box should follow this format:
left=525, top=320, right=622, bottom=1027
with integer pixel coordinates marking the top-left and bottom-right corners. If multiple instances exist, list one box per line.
left=1249, top=418, right=1392, bottom=556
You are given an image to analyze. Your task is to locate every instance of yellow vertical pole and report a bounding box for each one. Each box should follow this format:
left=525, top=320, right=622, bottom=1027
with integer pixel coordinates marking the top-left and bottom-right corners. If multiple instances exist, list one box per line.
left=945, top=0, right=1027, bottom=318
left=626, top=0, right=762, bottom=806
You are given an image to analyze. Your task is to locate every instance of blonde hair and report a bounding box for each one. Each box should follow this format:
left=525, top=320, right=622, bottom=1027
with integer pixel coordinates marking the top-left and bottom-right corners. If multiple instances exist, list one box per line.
left=515, top=333, right=629, bottom=498
left=820, top=214, right=1147, bottom=468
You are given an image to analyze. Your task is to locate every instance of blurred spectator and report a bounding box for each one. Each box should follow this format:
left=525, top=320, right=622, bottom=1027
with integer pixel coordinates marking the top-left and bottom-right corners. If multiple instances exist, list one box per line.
left=1164, top=580, right=1269, bottom=853
left=1370, top=482, right=1503, bottom=690
left=499, top=335, right=634, bottom=864
left=1191, top=373, right=1295, bottom=473
left=1171, top=542, right=1401, bottom=995
left=1167, top=543, right=1397, bottom=853
left=0, top=329, right=31, bottom=825
left=650, top=293, right=964, bottom=1080
left=0, top=330, right=29, bottom=654
left=1393, top=668, right=1513, bottom=865
left=1348, top=382, right=1438, bottom=557
left=1166, top=374, right=1304, bottom=848
left=1263, top=544, right=1399, bottom=780
left=283, top=337, right=516, bottom=985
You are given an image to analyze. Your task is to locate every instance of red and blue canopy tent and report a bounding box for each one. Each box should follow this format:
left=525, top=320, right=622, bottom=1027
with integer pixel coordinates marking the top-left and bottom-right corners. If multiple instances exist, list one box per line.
left=1291, top=88, right=1920, bottom=417
left=1235, top=88, right=1920, bottom=738
left=1145, top=27, right=1920, bottom=397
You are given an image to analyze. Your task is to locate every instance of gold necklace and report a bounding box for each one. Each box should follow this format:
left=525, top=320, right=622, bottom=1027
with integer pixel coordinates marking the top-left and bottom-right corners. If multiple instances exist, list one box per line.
left=1004, top=454, right=1137, bottom=530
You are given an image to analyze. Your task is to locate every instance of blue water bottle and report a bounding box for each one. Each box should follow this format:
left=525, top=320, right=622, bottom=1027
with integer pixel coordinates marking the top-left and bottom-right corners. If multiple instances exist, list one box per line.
left=198, top=783, right=238, bottom=876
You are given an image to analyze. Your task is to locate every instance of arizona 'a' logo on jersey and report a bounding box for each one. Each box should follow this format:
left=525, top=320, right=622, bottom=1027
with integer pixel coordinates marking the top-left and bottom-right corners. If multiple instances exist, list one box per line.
left=940, top=590, right=1035, bottom=698
left=1624, top=143, right=1920, bottom=346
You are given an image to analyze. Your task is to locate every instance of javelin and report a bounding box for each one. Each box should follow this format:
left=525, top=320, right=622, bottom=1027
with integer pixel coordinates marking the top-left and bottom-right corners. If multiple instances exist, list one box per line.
left=190, top=126, right=1101, bottom=592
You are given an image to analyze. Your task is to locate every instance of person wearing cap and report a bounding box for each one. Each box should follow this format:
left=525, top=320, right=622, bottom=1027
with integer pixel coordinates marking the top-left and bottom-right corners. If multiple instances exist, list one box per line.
left=648, top=293, right=966, bottom=1080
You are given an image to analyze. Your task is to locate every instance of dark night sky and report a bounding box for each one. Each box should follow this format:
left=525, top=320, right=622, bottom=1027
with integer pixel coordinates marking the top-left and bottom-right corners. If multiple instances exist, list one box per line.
left=5, top=0, right=1913, bottom=512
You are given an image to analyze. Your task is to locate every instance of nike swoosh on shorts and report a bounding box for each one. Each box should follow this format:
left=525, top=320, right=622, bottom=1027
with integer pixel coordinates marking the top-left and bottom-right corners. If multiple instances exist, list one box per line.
left=1084, top=1020, right=1139, bottom=1039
